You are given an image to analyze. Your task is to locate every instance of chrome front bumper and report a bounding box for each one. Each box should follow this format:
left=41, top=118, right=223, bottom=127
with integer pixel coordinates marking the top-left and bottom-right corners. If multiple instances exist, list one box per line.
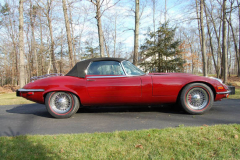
left=217, top=86, right=235, bottom=95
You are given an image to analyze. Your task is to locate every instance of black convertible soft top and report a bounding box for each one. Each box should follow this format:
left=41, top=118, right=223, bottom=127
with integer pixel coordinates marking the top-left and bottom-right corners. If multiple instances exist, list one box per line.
left=65, top=57, right=125, bottom=78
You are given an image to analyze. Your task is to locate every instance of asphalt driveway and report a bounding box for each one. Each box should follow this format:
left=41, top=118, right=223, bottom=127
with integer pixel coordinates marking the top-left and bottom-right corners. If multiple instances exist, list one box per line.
left=0, top=99, right=239, bottom=136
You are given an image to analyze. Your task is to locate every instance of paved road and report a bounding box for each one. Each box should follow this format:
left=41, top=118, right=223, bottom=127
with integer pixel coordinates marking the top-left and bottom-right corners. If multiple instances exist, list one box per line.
left=0, top=99, right=240, bottom=136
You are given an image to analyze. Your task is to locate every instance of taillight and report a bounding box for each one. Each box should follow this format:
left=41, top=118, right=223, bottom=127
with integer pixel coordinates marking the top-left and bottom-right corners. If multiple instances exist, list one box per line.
left=27, top=92, right=34, bottom=95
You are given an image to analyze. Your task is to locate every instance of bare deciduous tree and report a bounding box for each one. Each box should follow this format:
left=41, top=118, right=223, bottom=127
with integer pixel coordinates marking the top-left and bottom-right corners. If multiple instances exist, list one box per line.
left=19, top=0, right=25, bottom=88
left=62, top=0, right=74, bottom=68
left=222, top=0, right=227, bottom=83
left=88, top=0, right=105, bottom=57
left=200, top=0, right=207, bottom=76
left=44, top=0, right=57, bottom=73
left=204, top=1, right=217, bottom=75
left=133, top=0, right=139, bottom=65
left=30, top=0, right=38, bottom=76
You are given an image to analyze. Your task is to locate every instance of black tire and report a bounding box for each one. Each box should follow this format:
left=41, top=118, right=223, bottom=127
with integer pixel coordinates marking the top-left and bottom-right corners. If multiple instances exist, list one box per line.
left=45, top=92, right=80, bottom=118
left=179, top=83, right=214, bottom=115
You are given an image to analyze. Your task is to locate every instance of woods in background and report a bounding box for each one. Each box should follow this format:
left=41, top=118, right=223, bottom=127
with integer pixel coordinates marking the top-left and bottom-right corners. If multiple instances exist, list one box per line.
left=0, top=0, right=239, bottom=87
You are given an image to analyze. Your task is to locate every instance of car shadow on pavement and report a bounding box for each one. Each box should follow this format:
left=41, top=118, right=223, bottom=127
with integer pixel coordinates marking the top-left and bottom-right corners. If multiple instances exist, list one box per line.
left=78, top=104, right=185, bottom=114
left=6, top=103, right=185, bottom=118
left=6, top=103, right=52, bottom=118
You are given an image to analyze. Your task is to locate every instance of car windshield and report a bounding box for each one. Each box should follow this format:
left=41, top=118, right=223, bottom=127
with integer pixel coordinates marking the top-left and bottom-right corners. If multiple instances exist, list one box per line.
left=121, top=60, right=145, bottom=76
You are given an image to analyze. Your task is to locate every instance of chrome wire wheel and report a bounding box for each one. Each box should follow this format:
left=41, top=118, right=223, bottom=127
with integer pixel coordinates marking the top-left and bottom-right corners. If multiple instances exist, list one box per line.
left=49, top=92, right=73, bottom=114
left=180, top=83, right=213, bottom=115
left=186, top=87, right=209, bottom=110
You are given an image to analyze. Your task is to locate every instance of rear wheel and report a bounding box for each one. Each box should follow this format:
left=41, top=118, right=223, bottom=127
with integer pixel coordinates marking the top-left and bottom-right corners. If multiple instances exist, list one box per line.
left=179, top=83, right=214, bottom=114
left=45, top=92, right=80, bottom=118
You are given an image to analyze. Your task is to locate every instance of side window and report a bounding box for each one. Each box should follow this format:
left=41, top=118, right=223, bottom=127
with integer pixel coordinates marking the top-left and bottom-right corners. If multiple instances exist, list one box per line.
left=87, top=61, right=125, bottom=75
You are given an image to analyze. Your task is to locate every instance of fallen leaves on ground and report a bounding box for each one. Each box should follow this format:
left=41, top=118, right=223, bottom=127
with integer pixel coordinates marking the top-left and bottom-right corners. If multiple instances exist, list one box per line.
left=235, top=135, right=238, bottom=139
left=135, top=144, right=143, bottom=149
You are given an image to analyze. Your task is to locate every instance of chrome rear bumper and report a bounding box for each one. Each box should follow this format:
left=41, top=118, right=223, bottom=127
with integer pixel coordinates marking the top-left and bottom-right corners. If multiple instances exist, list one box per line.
left=16, top=89, right=45, bottom=97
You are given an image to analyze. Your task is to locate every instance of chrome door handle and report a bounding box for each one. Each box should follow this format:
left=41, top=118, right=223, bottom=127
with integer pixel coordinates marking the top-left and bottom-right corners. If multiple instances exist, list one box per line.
left=87, top=79, right=95, bottom=81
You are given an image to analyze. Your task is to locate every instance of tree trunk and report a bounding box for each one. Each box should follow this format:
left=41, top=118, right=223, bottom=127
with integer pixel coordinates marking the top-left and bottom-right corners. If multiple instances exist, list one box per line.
left=207, top=2, right=221, bottom=78
left=133, top=0, right=139, bottom=65
left=103, top=35, right=110, bottom=57
left=190, top=44, right=195, bottom=74
left=227, top=2, right=233, bottom=77
left=152, top=0, right=156, bottom=36
left=38, top=12, right=46, bottom=75
left=19, top=0, right=25, bottom=88
left=26, top=26, right=32, bottom=81
left=60, top=30, right=64, bottom=74
left=7, top=10, right=18, bottom=85
left=229, top=16, right=239, bottom=76
left=204, top=1, right=217, bottom=75
left=62, top=0, right=74, bottom=68
left=47, top=50, right=52, bottom=74
left=195, top=0, right=202, bottom=73
left=95, top=0, right=104, bottom=57
left=67, top=1, right=76, bottom=64
left=39, top=12, right=44, bottom=75
left=237, top=0, right=240, bottom=76
left=222, top=0, right=227, bottom=83
left=200, top=0, right=207, bottom=76
left=30, top=0, right=38, bottom=76
left=47, top=0, right=57, bottom=73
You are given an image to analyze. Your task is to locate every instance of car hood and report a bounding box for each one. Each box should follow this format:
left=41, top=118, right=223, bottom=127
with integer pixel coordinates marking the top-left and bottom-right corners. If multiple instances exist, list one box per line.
left=148, top=72, right=221, bottom=84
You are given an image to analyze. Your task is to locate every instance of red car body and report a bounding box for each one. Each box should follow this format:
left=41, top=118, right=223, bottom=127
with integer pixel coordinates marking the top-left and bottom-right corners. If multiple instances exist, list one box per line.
left=16, top=58, right=232, bottom=118
left=19, top=73, right=228, bottom=105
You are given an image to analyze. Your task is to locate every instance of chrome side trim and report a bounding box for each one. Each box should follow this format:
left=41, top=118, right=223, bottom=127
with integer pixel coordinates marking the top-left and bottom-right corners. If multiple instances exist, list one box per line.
left=87, top=75, right=127, bottom=78
left=216, top=90, right=231, bottom=94
left=18, top=89, right=45, bottom=92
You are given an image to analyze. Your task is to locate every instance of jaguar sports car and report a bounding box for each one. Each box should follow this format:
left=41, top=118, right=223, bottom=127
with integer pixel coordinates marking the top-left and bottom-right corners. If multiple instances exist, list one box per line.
left=17, top=58, right=234, bottom=118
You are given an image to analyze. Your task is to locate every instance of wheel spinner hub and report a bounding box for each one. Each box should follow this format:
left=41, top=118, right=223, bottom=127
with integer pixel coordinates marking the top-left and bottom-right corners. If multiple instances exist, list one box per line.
left=55, top=97, right=68, bottom=110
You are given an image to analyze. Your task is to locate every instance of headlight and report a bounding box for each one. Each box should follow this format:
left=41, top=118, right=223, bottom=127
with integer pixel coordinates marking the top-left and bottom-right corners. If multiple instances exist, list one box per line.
left=209, top=77, right=223, bottom=84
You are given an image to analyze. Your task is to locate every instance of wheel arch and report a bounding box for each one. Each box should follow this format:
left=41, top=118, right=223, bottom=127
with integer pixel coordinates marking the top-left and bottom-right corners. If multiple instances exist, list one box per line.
left=177, top=81, right=216, bottom=103
left=43, top=89, right=82, bottom=107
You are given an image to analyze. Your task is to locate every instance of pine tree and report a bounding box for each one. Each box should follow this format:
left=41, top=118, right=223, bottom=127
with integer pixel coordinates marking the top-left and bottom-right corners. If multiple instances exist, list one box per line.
left=140, top=23, right=185, bottom=73
left=83, top=46, right=100, bottom=59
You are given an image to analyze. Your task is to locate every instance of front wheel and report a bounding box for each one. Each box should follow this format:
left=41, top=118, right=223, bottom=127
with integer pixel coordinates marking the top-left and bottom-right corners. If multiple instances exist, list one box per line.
left=45, top=92, right=80, bottom=118
left=179, top=83, right=214, bottom=115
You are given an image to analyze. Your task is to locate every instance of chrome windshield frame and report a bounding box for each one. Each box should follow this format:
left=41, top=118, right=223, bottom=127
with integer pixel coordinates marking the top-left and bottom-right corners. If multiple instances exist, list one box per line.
left=120, top=60, right=145, bottom=76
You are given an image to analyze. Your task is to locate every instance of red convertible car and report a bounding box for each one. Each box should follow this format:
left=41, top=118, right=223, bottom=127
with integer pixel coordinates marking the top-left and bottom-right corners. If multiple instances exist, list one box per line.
left=17, top=58, right=233, bottom=118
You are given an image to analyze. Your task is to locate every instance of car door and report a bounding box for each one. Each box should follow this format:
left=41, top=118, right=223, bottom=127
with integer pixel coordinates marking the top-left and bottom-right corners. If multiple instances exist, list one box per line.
left=87, top=76, right=142, bottom=97
left=86, top=61, right=142, bottom=104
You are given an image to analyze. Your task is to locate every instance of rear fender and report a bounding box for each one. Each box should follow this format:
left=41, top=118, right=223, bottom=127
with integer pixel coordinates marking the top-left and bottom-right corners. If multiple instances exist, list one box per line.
left=43, top=88, right=80, bottom=102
